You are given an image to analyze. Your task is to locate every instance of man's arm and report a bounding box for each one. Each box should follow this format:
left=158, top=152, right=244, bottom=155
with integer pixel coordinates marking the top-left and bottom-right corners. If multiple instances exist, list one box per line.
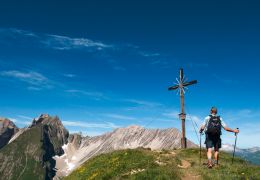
left=224, top=127, right=239, bottom=133
left=199, top=116, right=209, bottom=133
left=221, top=118, right=239, bottom=133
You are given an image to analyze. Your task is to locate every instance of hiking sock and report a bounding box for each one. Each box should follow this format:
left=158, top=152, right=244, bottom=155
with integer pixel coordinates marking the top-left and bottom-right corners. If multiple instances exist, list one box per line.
left=207, top=158, right=213, bottom=168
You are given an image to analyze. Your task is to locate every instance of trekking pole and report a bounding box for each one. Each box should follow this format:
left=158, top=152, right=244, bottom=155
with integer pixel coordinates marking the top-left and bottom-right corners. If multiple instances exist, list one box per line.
left=199, top=132, right=202, bottom=164
left=232, top=128, right=239, bottom=164
left=199, top=131, right=203, bottom=165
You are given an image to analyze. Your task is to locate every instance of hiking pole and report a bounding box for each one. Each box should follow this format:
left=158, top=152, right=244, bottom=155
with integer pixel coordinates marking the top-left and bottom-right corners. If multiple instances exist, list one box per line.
left=199, top=131, right=204, bottom=165
left=199, top=132, right=202, bottom=164
left=232, top=128, right=239, bottom=164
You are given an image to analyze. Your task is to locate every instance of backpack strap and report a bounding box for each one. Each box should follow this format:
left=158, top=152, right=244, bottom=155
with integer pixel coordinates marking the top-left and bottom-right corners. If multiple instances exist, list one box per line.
left=209, top=115, right=221, bottom=121
left=207, top=115, right=221, bottom=128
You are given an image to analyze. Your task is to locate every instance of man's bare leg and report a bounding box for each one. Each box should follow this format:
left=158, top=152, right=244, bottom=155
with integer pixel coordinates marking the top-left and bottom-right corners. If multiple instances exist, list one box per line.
left=214, top=150, right=219, bottom=165
left=207, top=148, right=213, bottom=168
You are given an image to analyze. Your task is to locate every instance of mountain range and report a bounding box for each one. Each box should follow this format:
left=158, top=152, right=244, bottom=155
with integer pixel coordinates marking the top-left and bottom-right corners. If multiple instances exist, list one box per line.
left=54, top=125, right=197, bottom=178
left=222, top=144, right=260, bottom=165
left=0, top=114, right=259, bottom=179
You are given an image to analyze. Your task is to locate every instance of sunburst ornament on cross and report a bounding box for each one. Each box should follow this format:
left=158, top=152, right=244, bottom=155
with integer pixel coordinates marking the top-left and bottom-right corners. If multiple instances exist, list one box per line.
left=168, top=68, right=197, bottom=148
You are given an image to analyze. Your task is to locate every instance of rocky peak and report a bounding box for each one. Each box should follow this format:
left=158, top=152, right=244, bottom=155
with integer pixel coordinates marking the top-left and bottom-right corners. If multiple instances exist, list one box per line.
left=68, top=134, right=83, bottom=149
left=31, top=114, right=59, bottom=125
left=0, top=118, right=18, bottom=130
left=54, top=126, right=197, bottom=177
left=113, top=125, right=145, bottom=135
left=0, top=118, right=19, bottom=149
left=121, top=125, right=145, bottom=132
left=39, top=114, right=69, bottom=155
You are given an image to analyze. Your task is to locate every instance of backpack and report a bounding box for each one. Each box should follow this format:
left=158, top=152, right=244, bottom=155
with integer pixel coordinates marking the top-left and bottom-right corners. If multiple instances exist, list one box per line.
left=206, top=115, right=222, bottom=136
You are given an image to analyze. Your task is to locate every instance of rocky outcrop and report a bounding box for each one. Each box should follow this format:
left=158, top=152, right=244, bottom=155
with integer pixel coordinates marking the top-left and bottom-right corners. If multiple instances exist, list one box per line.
left=0, top=114, right=69, bottom=180
left=35, top=114, right=69, bottom=155
left=54, top=125, right=197, bottom=177
left=0, top=118, right=19, bottom=149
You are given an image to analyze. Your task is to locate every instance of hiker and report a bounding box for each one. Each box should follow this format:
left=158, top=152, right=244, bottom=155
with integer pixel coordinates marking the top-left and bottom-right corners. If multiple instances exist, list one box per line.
left=199, top=107, right=239, bottom=168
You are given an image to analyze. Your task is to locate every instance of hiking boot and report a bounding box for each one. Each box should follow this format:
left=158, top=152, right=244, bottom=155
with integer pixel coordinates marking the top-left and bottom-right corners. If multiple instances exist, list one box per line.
left=208, top=163, right=213, bottom=168
left=213, top=160, right=219, bottom=166
left=207, top=160, right=213, bottom=169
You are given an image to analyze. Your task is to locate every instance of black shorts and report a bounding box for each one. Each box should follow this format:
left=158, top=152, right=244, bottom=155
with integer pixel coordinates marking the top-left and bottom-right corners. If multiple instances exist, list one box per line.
left=205, top=134, right=221, bottom=151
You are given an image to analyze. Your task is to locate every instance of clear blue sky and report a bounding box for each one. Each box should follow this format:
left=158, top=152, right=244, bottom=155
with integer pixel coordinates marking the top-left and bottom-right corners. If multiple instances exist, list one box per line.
left=0, top=0, right=259, bottom=148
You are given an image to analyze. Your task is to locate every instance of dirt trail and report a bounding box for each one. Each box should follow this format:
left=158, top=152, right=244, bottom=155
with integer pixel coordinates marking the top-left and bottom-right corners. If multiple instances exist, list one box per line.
left=178, top=159, right=191, bottom=169
left=182, top=174, right=201, bottom=180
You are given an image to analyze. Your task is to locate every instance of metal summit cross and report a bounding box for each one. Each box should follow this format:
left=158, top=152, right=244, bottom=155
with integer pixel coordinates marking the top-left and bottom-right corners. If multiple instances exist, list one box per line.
left=168, top=68, right=197, bottom=149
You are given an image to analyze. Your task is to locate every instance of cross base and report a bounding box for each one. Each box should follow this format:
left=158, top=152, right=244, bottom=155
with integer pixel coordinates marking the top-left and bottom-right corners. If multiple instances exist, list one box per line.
left=181, top=137, right=187, bottom=148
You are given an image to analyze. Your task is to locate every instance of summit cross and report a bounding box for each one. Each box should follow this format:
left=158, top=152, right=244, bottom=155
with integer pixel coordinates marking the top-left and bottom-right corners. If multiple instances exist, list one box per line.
left=168, top=68, right=197, bottom=148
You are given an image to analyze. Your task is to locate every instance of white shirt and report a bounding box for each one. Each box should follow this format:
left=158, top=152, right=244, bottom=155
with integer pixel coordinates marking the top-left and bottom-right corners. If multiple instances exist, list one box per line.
left=201, top=114, right=227, bottom=132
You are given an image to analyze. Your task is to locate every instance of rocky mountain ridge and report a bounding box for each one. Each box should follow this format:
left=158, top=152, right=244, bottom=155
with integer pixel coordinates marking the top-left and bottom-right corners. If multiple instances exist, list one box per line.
left=54, top=125, right=197, bottom=177
left=0, top=117, right=19, bottom=149
left=0, top=114, right=69, bottom=180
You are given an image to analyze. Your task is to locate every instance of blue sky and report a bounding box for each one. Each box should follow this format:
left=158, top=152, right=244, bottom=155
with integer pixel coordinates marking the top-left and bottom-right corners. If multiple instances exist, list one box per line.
left=0, top=0, right=259, bottom=148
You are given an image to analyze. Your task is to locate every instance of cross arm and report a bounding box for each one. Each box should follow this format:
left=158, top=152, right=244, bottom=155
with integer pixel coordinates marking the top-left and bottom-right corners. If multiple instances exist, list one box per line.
left=168, top=85, right=179, bottom=91
left=183, top=80, right=197, bottom=87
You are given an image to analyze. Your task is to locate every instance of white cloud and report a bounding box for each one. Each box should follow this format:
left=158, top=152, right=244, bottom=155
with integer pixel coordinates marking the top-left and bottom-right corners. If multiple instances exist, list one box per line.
left=62, top=120, right=119, bottom=129
left=8, top=117, right=31, bottom=126
left=186, top=114, right=203, bottom=125
left=8, top=118, right=17, bottom=123
left=7, top=28, right=38, bottom=37
left=222, top=109, right=260, bottom=126
left=0, top=28, right=112, bottom=51
left=150, top=60, right=165, bottom=65
left=17, top=115, right=33, bottom=120
left=0, top=70, right=52, bottom=89
left=124, top=99, right=162, bottom=107
left=139, top=52, right=160, bottom=57
left=104, top=114, right=136, bottom=120
left=65, top=89, right=107, bottom=100
left=162, top=111, right=180, bottom=119
left=27, top=86, right=42, bottom=91
left=63, top=74, right=76, bottom=78
left=42, top=34, right=112, bottom=51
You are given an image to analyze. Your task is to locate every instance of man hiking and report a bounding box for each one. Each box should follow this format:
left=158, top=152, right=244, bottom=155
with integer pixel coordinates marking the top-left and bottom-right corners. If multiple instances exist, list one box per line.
left=199, top=107, right=239, bottom=168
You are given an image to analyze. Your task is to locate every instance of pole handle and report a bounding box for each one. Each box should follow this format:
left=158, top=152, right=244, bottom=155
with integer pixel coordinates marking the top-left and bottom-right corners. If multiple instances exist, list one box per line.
left=235, top=128, right=239, bottom=136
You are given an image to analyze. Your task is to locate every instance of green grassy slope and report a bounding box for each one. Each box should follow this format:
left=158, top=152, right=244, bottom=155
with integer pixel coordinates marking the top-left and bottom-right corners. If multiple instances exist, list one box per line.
left=65, top=148, right=260, bottom=180
left=0, top=125, right=45, bottom=180
left=177, top=149, right=260, bottom=180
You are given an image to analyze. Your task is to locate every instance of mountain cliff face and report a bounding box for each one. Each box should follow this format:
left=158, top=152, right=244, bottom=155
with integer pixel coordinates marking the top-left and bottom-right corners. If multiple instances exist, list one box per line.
left=0, top=118, right=19, bottom=149
left=0, top=114, right=69, bottom=180
left=54, top=125, right=197, bottom=177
